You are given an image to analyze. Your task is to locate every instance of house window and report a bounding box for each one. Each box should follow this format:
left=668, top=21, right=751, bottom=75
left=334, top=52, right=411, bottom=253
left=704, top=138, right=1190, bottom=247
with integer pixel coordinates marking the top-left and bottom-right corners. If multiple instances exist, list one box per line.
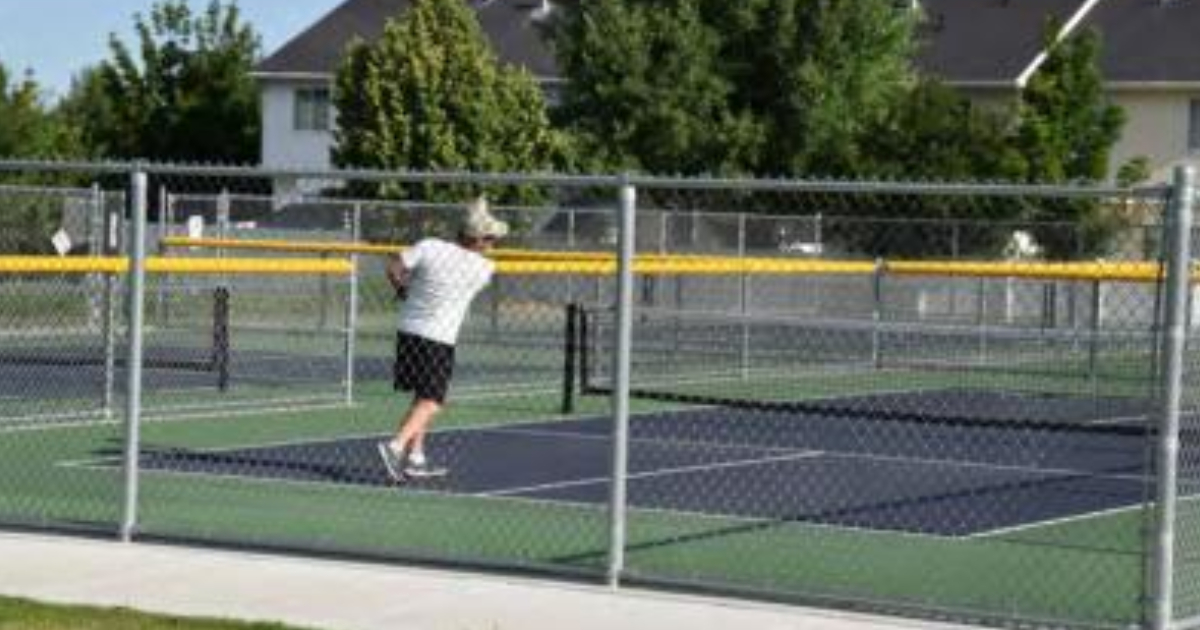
left=1188, top=99, right=1200, bottom=154
left=294, top=88, right=331, bottom=131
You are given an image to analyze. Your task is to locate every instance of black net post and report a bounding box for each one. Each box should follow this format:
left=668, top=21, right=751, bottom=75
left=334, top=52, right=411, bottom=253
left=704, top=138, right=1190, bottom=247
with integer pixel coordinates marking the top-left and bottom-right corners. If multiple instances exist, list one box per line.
left=561, top=302, right=579, bottom=415
left=579, top=303, right=592, bottom=395
left=213, top=286, right=230, bottom=392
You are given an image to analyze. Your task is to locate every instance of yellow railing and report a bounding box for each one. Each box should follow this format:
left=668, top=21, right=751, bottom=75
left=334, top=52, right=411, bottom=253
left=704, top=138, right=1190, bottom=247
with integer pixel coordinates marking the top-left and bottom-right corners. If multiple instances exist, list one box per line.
left=0, top=256, right=352, bottom=275
left=61, top=235, right=1195, bottom=282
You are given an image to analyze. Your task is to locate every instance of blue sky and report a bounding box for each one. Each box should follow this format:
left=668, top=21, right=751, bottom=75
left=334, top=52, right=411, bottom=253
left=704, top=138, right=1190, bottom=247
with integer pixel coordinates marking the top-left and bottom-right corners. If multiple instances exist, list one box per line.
left=0, top=0, right=343, bottom=99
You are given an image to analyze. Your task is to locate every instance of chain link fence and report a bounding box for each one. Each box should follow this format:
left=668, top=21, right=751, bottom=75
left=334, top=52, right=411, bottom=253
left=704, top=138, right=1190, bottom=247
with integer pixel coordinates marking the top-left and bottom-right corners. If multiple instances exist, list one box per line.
left=574, top=180, right=1175, bottom=629
left=0, top=159, right=1195, bottom=630
left=1168, top=171, right=1200, bottom=627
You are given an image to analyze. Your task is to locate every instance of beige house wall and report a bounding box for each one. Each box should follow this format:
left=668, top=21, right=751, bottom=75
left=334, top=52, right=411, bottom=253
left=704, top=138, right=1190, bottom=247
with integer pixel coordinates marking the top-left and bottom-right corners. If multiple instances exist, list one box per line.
left=1109, top=89, right=1200, bottom=183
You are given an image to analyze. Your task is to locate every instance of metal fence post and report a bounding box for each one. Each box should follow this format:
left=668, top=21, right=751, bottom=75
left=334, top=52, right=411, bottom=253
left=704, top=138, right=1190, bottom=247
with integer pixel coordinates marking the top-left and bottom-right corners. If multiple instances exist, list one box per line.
left=161, top=191, right=176, bottom=328
left=319, top=252, right=331, bottom=331
left=1152, top=165, right=1195, bottom=630
left=102, top=190, right=118, bottom=420
left=216, top=188, right=231, bottom=241
left=739, top=212, right=750, bottom=379
left=165, top=191, right=176, bottom=238
left=566, top=208, right=577, bottom=303
left=976, top=276, right=988, bottom=364
left=1088, top=279, right=1102, bottom=396
left=871, top=258, right=885, bottom=369
left=950, top=222, right=961, bottom=318
left=815, top=211, right=824, bottom=254
left=85, top=183, right=103, bottom=323
left=85, top=184, right=103, bottom=329
left=344, top=203, right=361, bottom=406
left=607, top=178, right=636, bottom=588
left=216, top=189, right=231, bottom=296
left=155, top=186, right=168, bottom=327
left=120, top=168, right=148, bottom=543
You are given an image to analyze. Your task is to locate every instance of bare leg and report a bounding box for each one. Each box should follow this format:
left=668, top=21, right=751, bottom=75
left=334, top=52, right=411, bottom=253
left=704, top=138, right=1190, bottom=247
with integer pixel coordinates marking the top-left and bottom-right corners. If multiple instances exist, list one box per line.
left=390, top=398, right=442, bottom=456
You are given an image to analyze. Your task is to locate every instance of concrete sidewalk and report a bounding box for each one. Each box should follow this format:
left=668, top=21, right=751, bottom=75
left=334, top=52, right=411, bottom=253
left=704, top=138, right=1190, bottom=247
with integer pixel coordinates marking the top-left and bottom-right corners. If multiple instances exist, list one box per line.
left=0, top=531, right=972, bottom=630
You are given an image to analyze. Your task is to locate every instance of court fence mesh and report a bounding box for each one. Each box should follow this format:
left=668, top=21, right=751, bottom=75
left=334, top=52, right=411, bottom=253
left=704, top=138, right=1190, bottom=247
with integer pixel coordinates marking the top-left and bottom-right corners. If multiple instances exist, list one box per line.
left=0, top=159, right=1196, bottom=630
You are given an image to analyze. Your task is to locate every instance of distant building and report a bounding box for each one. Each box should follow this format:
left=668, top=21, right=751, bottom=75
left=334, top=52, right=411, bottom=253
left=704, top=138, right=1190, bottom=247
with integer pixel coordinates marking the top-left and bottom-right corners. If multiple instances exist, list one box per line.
left=253, top=0, right=562, bottom=195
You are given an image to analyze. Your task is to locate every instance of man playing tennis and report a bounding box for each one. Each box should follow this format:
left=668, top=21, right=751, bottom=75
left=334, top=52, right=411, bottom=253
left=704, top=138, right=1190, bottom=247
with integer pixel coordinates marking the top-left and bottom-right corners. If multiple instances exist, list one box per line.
left=377, top=196, right=507, bottom=481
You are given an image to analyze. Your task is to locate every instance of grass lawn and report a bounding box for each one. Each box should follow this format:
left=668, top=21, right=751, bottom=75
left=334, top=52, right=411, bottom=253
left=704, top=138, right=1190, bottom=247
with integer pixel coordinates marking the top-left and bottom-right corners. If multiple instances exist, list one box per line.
left=0, top=595, right=314, bottom=630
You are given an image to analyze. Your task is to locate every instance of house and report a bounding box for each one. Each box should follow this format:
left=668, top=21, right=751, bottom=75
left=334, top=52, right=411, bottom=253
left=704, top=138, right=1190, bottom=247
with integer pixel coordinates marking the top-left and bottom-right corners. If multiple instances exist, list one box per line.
left=256, top=0, right=1200, bottom=184
left=253, top=0, right=562, bottom=194
left=917, top=0, right=1200, bottom=183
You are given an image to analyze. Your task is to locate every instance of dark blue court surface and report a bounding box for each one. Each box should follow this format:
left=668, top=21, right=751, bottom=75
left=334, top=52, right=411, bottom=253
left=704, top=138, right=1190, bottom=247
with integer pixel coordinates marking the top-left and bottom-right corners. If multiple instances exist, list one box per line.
left=129, top=388, right=1157, bottom=537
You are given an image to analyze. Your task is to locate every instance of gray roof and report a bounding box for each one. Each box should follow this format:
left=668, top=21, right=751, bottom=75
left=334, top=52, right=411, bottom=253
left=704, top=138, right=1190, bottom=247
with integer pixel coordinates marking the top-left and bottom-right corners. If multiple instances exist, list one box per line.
left=918, top=0, right=1200, bottom=84
left=258, top=0, right=1200, bottom=85
left=1084, top=0, right=1200, bottom=83
left=914, top=0, right=1090, bottom=84
left=255, top=0, right=560, bottom=78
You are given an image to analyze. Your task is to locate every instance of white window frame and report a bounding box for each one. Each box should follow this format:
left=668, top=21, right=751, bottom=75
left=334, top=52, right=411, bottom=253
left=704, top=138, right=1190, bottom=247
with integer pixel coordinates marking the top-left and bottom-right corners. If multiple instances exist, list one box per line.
left=294, top=87, right=331, bottom=132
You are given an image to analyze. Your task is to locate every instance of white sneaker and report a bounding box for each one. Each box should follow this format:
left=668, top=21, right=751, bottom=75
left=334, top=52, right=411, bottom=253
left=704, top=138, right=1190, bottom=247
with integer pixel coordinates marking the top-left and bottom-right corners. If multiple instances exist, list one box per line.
left=404, top=459, right=448, bottom=479
left=376, top=441, right=405, bottom=482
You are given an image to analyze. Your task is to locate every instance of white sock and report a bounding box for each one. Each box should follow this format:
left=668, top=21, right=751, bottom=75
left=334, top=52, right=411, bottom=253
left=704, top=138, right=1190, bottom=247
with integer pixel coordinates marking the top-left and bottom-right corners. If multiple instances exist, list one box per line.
left=387, top=440, right=405, bottom=455
left=408, top=450, right=427, bottom=466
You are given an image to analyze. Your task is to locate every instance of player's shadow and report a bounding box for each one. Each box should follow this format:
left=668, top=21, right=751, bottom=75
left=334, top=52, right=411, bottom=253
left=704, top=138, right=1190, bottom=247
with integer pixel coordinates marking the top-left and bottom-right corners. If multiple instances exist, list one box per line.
left=92, top=440, right=384, bottom=486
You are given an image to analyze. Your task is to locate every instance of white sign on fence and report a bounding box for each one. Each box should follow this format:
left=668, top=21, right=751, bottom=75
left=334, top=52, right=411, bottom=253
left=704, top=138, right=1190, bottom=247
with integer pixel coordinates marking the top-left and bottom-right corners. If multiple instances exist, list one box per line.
left=186, top=215, right=204, bottom=240
left=50, top=229, right=72, bottom=256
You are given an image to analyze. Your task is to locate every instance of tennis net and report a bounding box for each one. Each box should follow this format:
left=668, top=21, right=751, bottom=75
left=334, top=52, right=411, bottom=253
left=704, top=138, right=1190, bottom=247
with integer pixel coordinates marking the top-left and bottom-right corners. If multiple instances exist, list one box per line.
left=0, top=286, right=226, bottom=375
left=569, top=304, right=1160, bottom=437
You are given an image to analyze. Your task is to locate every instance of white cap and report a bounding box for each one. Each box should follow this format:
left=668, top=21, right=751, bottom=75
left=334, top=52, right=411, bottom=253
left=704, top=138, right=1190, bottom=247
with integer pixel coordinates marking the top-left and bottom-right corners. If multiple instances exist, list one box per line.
left=461, top=196, right=509, bottom=240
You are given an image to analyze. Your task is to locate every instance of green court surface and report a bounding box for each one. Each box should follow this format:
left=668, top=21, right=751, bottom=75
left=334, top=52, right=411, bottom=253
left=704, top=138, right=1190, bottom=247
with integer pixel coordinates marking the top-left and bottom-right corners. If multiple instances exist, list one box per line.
left=0, top=370, right=1156, bottom=629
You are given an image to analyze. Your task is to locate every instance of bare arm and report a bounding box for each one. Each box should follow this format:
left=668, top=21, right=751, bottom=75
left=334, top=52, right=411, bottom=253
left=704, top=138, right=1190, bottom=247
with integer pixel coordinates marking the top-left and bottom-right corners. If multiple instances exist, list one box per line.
left=386, top=254, right=410, bottom=300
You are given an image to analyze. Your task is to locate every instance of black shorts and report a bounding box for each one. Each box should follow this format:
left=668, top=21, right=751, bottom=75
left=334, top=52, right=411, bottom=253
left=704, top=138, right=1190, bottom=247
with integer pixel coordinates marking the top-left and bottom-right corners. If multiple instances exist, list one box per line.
left=394, top=331, right=456, bottom=404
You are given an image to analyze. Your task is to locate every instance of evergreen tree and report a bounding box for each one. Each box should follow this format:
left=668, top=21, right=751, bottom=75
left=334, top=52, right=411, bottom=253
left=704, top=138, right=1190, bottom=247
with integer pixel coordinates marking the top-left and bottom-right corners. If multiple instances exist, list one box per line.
left=555, top=0, right=916, bottom=177
left=868, top=78, right=1023, bottom=183
left=844, top=78, right=1028, bottom=256
left=0, top=64, right=79, bottom=158
left=81, top=0, right=261, bottom=163
left=1015, top=27, right=1126, bottom=257
left=58, top=67, right=119, bottom=158
left=1016, top=28, right=1124, bottom=184
left=553, top=0, right=761, bottom=175
left=333, top=0, right=567, bottom=183
left=702, top=0, right=917, bottom=176
left=0, top=63, right=85, bottom=253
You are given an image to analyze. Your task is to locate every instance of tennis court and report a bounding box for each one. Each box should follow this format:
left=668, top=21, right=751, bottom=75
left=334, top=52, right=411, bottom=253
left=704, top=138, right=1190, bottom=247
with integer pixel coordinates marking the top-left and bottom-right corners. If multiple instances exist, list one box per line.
left=97, top=387, right=1158, bottom=538
left=0, top=377, right=1158, bottom=628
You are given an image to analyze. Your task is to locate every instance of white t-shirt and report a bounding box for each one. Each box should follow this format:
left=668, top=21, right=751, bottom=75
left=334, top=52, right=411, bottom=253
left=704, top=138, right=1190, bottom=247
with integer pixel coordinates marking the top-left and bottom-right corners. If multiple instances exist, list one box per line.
left=397, top=238, right=495, bottom=346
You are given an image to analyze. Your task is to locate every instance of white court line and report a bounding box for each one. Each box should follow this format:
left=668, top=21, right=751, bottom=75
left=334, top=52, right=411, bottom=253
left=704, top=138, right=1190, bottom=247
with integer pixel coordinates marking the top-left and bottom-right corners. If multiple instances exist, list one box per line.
left=814, top=450, right=1151, bottom=484
left=965, top=500, right=1152, bottom=540
left=970, top=484, right=1200, bottom=541
left=484, top=425, right=804, bottom=456
left=476, top=450, right=826, bottom=497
